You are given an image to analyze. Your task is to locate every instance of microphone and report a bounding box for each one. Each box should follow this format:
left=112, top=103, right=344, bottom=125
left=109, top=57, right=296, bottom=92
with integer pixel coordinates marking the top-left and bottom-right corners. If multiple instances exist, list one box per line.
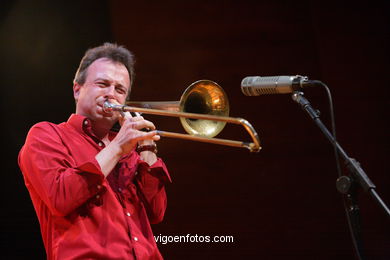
left=241, top=75, right=317, bottom=96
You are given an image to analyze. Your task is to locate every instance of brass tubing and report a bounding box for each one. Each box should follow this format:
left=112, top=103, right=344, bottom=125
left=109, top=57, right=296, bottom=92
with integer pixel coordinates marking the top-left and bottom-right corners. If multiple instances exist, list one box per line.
left=121, top=105, right=245, bottom=125
left=103, top=80, right=261, bottom=152
left=156, top=130, right=255, bottom=151
left=104, top=101, right=261, bottom=152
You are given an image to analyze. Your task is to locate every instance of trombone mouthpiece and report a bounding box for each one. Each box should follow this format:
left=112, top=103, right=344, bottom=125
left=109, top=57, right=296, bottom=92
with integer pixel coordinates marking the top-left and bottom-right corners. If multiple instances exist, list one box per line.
left=103, top=100, right=115, bottom=113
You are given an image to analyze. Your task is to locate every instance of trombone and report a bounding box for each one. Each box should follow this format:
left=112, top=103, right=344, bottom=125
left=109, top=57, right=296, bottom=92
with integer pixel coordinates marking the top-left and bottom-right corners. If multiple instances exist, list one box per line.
left=103, top=80, right=261, bottom=152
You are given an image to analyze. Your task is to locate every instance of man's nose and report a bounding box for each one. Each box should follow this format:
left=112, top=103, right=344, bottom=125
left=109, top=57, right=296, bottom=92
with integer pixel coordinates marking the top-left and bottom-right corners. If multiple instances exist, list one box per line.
left=103, top=85, right=116, bottom=100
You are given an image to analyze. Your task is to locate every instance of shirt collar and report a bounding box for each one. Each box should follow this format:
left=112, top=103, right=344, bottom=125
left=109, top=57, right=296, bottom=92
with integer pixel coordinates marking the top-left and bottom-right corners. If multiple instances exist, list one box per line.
left=67, top=114, right=89, bottom=135
left=67, top=114, right=117, bottom=141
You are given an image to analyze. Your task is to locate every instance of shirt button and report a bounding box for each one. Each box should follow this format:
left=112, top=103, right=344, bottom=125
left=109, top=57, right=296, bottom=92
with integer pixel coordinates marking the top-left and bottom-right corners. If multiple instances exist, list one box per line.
left=134, top=237, right=138, bottom=241
left=84, top=120, right=88, bottom=125
left=97, top=185, right=102, bottom=189
left=98, top=142, right=103, bottom=147
left=126, top=212, right=131, bottom=217
left=96, top=195, right=100, bottom=199
left=118, top=188, right=122, bottom=192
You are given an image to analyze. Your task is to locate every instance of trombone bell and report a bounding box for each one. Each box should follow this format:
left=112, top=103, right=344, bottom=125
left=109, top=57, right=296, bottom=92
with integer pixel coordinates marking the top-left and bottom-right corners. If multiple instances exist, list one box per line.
left=179, top=80, right=229, bottom=138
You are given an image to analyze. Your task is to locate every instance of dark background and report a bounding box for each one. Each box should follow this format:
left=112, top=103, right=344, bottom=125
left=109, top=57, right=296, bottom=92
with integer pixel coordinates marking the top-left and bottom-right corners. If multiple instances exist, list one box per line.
left=1, top=0, right=389, bottom=259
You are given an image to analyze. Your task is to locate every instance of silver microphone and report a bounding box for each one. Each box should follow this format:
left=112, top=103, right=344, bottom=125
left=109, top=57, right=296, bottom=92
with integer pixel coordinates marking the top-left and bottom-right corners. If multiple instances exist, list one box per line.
left=241, top=75, right=312, bottom=96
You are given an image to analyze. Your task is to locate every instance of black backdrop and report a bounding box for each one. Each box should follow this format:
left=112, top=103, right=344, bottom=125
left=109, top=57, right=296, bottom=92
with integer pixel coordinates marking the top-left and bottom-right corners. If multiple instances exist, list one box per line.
left=1, top=1, right=389, bottom=259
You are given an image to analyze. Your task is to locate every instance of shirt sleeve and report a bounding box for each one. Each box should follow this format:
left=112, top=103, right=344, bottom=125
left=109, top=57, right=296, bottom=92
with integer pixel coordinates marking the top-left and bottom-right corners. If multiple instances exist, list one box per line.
left=135, top=157, right=172, bottom=224
left=18, top=122, right=106, bottom=217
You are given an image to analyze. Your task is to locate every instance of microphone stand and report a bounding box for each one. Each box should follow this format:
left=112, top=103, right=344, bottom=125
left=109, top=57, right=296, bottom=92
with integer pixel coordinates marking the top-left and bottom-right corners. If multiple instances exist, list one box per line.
left=291, top=91, right=390, bottom=260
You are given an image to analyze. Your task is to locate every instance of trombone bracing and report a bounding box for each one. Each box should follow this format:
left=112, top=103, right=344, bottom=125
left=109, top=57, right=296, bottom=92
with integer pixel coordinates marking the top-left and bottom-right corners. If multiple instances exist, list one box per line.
left=103, top=80, right=261, bottom=152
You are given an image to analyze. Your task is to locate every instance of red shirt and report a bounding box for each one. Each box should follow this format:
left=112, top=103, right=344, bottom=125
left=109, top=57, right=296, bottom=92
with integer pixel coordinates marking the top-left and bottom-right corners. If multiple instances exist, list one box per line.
left=18, top=114, right=171, bottom=260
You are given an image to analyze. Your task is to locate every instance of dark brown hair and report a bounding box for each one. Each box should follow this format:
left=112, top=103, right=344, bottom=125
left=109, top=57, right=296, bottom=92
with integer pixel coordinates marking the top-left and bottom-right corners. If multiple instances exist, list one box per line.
left=73, top=43, right=135, bottom=91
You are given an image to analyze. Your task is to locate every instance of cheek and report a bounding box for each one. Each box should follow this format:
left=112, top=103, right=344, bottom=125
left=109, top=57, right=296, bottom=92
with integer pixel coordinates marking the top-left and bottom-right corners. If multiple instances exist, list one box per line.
left=123, top=89, right=130, bottom=101
left=119, top=95, right=127, bottom=103
left=116, top=92, right=128, bottom=103
left=78, top=89, right=99, bottom=107
left=81, top=87, right=101, bottom=98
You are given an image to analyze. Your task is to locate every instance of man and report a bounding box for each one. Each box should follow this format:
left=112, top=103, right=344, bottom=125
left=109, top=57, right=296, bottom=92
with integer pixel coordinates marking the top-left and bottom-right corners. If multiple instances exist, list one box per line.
left=18, top=43, right=171, bottom=259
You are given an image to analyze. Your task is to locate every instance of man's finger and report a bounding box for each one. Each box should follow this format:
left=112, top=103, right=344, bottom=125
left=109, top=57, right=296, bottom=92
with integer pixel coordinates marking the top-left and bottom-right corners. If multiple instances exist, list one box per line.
left=134, top=130, right=159, bottom=142
left=128, top=120, right=156, bottom=131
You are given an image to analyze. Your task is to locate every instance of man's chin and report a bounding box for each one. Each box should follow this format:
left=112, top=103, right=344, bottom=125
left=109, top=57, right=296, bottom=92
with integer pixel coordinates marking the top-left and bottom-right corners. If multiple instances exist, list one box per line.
left=100, top=113, right=117, bottom=122
left=92, top=110, right=116, bottom=124
left=97, top=108, right=115, bottom=119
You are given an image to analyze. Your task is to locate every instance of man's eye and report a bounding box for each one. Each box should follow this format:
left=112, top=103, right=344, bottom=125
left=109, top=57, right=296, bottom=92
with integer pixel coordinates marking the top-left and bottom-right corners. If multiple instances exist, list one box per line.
left=117, top=88, right=126, bottom=94
left=97, top=82, right=107, bottom=86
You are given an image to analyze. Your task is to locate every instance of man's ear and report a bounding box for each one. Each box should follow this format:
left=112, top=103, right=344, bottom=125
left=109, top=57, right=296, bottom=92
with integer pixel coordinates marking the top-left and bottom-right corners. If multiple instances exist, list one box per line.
left=73, top=82, right=81, bottom=102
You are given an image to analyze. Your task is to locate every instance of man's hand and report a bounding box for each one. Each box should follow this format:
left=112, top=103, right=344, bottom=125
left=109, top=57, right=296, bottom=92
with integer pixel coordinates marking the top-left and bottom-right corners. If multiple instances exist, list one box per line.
left=96, top=111, right=160, bottom=177
left=113, top=115, right=160, bottom=155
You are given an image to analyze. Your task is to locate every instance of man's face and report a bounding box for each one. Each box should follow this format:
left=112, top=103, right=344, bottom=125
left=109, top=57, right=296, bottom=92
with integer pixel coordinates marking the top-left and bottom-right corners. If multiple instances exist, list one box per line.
left=73, top=58, right=130, bottom=124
